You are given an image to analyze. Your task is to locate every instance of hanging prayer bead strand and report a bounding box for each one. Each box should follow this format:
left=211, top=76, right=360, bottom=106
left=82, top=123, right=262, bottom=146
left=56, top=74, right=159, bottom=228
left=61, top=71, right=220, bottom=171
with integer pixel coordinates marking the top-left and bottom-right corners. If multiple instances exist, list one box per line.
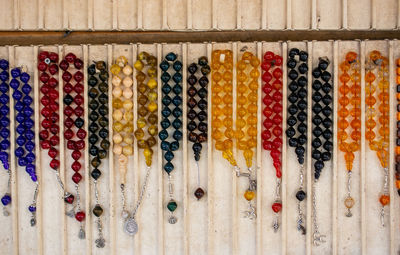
left=0, top=59, right=11, bottom=216
left=159, top=52, right=183, bottom=224
left=187, top=56, right=210, bottom=200
left=396, top=58, right=400, bottom=197
left=338, top=52, right=361, bottom=217
left=111, top=56, right=135, bottom=231
left=11, top=67, right=38, bottom=225
left=38, top=51, right=75, bottom=208
left=286, top=48, right=308, bottom=234
left=311, top=57, right=333, bottom=246
left=60, top=52, right=86, bottom=238
left=236, top=51, right=260, bottom=220
left=365, top=50, right=390, bottom=226
left=88, top=61, right=109, bottom=247
left=261, top=51, right=283, bottom=231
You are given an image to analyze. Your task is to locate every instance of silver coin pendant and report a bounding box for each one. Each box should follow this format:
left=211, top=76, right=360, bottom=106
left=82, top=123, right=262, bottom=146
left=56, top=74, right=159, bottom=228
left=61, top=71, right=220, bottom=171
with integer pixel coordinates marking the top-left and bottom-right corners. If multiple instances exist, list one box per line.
left=124, top=217, right=138, bottom=236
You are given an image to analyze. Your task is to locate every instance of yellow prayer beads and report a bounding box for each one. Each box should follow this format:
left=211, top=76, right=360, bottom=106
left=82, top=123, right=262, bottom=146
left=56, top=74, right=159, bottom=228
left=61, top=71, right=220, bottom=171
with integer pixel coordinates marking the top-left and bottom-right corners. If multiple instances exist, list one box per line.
left=212, top=50, right=238, bottom=167
left=236, top=51, right=260, bottom=168
left=111, top=56, right=134, bottom=168
left=134, top=52, right=158, bottom=166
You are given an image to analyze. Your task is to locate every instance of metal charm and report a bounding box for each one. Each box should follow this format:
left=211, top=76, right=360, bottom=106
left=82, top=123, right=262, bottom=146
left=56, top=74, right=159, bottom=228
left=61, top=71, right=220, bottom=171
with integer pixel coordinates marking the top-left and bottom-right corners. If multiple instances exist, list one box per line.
left=95, top=238, right=105, bottom=248
left=168, top=215, right=177, bottom=224
left=243, top=202, right=257, bottom=220
left=313, top=232, right=326, bottom=246
left=124, top=217, right=138, bottom=236
left=78, top=228, right=86, bottom=239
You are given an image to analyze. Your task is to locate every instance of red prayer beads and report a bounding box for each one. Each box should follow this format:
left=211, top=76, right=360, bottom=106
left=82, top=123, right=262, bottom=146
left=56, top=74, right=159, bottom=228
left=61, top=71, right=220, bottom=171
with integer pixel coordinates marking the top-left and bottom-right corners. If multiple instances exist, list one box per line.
left=261, top=51, right=283, bottom=231
left=60, top=53, right=86, bottom=231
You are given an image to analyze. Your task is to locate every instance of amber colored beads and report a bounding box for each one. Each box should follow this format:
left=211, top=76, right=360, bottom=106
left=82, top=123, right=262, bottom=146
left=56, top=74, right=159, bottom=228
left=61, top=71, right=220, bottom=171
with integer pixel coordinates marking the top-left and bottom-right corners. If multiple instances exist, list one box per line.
left=111, top=56, right=134, bottom=183
left=211, top=50, right=237, bottom=166
left=261, top=51, right=283, bottom=231
left=236, top=51, right=260, bottom=169
left=396, top=58, right=400, bottom=196
left=338, top=52, right=361, bottom=217
left=365, top=50, right=390, bottom=225
left=134, top=52, right=158, bottom=167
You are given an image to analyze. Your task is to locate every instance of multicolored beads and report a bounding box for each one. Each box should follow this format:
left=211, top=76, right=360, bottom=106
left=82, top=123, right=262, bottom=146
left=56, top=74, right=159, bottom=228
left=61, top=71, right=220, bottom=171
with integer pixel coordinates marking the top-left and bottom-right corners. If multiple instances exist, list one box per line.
left=88, top=60, right=109, bottom=247
left=261, top=51, right=283, bottom=231
left=11, top=66, right=38, bottom=225
left=159, top=52, right=182, bottom=224
left=60, top=52, right=86, bottom=238
left=286, top=48, right=308, bottom=234
left=0, top=59, right=11, bottom=216
left=365, top=50, right=390, bottom=226
left=338, top=51, right=361, bottom=217
left=187, top=56, right=210, bottom=200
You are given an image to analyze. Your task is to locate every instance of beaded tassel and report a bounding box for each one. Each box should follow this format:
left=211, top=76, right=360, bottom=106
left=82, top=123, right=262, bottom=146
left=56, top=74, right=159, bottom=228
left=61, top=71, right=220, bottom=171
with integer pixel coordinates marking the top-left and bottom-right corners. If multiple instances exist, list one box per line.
left=236, top=51, right=260, bottom=219
left=396, top=58, right=400, bottom=197
left=111, top=56, right=134, bottom=226
left=0, top=59, right=11, bottom=216
left=60, top=52, right=86, bottom=239
left=286, top=48, right=308, bottom=234
left=11, top=67, right=38, bottom=225
left=338, top=52, right=361, bottom=217
left=88, top=61, right=109, bottom=247
left=261, top=51, right=283, bottom=231
left=187, top=56, right=210, bottom=200
left=365, top=50, right=390, bottom=226
left=159, top=52, right=183, bottom=224
left=311, top=57, right=333, bottom=246
left=38, top=51, right=75, bottom=209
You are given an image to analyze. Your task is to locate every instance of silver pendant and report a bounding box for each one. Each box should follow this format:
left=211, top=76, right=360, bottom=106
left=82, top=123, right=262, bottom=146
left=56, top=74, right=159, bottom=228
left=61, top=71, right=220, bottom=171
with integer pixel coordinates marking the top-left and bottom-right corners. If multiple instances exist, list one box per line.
left=124, top=217, right=138, bottom=236
left=78, top=228, right=86, bottom=239
left=168, top=215, right=177, bottom=224
left=95, top=238, right=105, bottom=248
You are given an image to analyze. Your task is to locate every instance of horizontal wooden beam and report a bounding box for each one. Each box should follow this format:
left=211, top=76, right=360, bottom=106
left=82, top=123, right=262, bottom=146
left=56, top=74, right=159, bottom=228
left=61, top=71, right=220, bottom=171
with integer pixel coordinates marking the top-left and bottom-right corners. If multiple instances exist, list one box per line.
left=0, top=30, right=399, bottom=46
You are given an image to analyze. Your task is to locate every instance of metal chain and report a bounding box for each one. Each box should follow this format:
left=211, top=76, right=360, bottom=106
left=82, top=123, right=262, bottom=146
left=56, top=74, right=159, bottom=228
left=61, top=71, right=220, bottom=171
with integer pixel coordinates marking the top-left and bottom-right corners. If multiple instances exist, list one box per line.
left=132, top=166, right=151, bottom=217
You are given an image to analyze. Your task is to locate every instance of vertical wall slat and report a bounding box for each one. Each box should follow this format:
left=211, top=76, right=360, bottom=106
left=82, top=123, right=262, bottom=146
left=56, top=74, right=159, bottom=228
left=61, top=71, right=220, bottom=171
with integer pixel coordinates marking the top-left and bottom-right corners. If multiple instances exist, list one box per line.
left=360, top=40, right=367, bottom=255
left=342, top=0, right=348, bottom=29
left=33, top=45, right=43, bottom=255
left=261, top=0, right=267, bottom=29
left=82, top=44, right=92, bottom=255
left=8, top=46, right=18, bottom=255
left=206, top=42, right=214, bottom=255
left=107, top=44, right=116, bottom=255
left=371, top=0, right=376, bottom=28
left=286, top=0, right=292, bottom=29
left=87, top=0, right=93, bottom=30
left=231, top=42, right=238, bottom=255
left=281, top=41, right=288, bottom=255
left=311, top=0, right=317, bottom=29
left=57, top=45, right=67, bottom=255
left=132, top=43, right=140, bottom=255
left=212, top=0, right=217, bottom=29
left=156, top=43, right=165, bottom=255
left=236, top=0, right=242, bottom=29
left=305, top=41, right=313, bottom=255
left=37, top=0, right=44, bottom=29
left=112, top=0, right=118, bottom=30
left=332, top=40, right=339, bottom=255
left=187, top=0, right=192, bottom=29
left=13, top=0, right=19, bottom=30
left=62, top=0, right=68, bottom=30
left=388, top=40, right=396, bottom=255
left=162, top=0, right=168, bottom=30
left=137, top=0, right=143, bottom=29
left=255, top=41, right=263, bottom=255
left=182, top=43, right=189, bottom=255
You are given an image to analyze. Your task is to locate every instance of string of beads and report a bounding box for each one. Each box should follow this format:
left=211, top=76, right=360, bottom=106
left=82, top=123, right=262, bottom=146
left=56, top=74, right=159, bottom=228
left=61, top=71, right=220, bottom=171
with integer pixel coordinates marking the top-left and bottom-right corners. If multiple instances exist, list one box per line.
left=187, top=56, right=210, bottom=200
left=0, top=59, right=11, bottom=216
left=261, top=51, right=283, bottom=231
left=286, top=48, right=308, bottom=234
left=338, top=52, right=361, bottom=217
left=88, top=61, right=109, bottom=248
left=159, top=52, right=183, bottom=224
left=38, top=51, right=75, bottom=207
left=311, top=57, right=332, bottom=245
left=396, top=58, right=400, bottom=197
left=111, top=56, right=134, bottom=220
left=11, top=67, right=38, bottom=226
left=365, top=50, right=390, bottom=226
left=60, top=52, right=86, bottom=238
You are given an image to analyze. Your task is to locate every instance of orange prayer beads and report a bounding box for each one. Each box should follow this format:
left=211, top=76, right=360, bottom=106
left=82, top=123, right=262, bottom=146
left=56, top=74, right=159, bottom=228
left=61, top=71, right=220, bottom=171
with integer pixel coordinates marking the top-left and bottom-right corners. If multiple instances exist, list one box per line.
left=338, top=52, right=361, bottom=217
left=396, top=58, right=400, bottom=197
left=211, top=50, right=237, bottom=167
left=365, top=50, right=390, bottom=225
left=236, top=51, right=260, bottom=169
